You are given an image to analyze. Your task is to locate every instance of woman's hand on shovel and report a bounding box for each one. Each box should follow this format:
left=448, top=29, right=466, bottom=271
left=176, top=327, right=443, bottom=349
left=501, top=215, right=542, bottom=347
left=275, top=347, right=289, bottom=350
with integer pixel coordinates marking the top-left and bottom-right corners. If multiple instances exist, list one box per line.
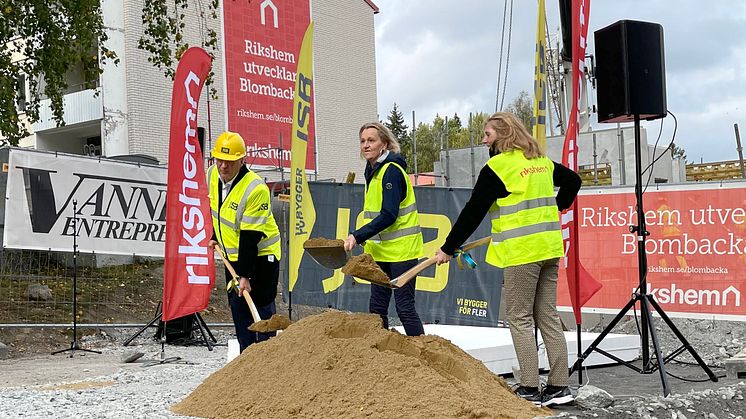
left=343, top=234, right=357, bottom=252
left=435, top=249, right=452, bottom=265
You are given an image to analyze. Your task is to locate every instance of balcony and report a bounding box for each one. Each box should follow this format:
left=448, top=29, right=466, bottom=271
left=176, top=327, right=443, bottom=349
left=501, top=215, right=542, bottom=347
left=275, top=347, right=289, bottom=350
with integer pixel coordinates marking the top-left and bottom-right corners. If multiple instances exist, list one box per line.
left=33, top=87, right=103, bottom=132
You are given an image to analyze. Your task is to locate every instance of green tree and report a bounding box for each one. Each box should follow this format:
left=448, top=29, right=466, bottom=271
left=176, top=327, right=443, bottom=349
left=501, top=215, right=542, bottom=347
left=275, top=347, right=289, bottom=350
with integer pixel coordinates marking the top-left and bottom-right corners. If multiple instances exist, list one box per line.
left=411, top=121, right=440, bottom=173
left=403, top=112, right=494, bottom=174
left=670, top=142, right=687, bottom=161
left=0, top=0, right=116, bottom=145
left=504, top=90, right=533, bottom=132
left=445, top=113, right=469, bottom=149
left=139, top=0, right=219, bottom=86
left=384, top=103, right=410, bottom=151
left=0, top=0, right=219, bottom=146
left=470, top=112, right=490, bottom=141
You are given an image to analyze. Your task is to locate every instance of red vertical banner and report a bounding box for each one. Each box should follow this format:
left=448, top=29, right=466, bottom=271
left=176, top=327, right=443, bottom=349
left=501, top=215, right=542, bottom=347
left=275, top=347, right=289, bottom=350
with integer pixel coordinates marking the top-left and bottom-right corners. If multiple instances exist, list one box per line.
left=560, top=0, right=602, bottom=324
left=223, top=0, right=315, bottom=170
left=162, top=47, right=215, bottom=322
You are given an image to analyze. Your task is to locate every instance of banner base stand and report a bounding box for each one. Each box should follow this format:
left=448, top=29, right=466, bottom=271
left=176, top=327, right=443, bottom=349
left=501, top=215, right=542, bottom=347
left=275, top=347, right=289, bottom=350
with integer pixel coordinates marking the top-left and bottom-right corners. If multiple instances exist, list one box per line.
left=123, top=303, right=217, bottom=350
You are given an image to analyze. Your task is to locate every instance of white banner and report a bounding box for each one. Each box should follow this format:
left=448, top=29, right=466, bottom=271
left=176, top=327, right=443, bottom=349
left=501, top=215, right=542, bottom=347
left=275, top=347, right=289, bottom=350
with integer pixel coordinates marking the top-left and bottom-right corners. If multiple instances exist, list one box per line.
left=3, top=148, right=167, bottom=256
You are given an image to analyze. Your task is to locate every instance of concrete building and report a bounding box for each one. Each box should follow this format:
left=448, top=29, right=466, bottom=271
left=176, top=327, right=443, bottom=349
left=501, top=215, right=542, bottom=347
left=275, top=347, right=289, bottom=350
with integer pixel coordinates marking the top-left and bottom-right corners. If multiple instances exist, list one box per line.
left=14, top=0, right=379, bottom=183
left=434, top=125, right=687, bottom=188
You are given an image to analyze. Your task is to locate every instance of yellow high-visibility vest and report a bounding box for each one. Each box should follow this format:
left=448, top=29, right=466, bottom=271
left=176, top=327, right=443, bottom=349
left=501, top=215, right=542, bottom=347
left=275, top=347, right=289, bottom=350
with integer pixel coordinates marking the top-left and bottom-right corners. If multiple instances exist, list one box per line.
left=208, top=166, right=281, bottom=261
left=484, top=150, right=563, bottom=268
left=362, top=162, right=423, bottom=262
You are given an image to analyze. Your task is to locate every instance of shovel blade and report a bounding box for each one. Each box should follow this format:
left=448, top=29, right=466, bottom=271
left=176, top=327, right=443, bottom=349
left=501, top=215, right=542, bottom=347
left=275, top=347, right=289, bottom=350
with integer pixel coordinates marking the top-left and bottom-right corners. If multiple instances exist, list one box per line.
left=304, top=245, right=349, bottom=269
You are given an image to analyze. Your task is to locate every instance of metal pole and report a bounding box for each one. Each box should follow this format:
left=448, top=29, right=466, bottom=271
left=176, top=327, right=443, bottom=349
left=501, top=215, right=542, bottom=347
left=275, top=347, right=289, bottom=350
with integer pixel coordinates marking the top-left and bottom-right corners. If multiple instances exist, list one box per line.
left=445, top=116, right=450, bottom=187
left=279, top=131, right=284, bottom=183
left=469, top=112, right=476, bottom=187
left=592, top=132, right=598, bottom=185
left=734, top=123, right=746, bottom=179
left=413, top=110, right=418, bottom=185
left=314, top=135, right=319, bottom=181
left=206, top=90, right=213, bottom=168
left=618, top=123, right=626, bottom=185
left=547, top=89, right=555, bottom=137
left=438, top=127, right=445, bottom=187
left=633, top=115, right=650, bottom=367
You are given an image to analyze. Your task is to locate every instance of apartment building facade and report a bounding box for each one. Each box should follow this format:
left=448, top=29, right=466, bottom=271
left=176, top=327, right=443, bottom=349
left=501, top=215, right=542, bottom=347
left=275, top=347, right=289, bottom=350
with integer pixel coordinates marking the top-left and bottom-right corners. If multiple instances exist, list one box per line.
left=18, top=0, right=379, bottom=183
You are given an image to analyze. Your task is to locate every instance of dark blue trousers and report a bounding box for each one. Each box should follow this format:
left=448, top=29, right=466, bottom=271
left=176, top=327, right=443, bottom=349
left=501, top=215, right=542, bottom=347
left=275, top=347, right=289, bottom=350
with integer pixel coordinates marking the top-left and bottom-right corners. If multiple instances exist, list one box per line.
left=228, top=290, right=276, bottom=352
left=369, top=259, right=424, bottom=336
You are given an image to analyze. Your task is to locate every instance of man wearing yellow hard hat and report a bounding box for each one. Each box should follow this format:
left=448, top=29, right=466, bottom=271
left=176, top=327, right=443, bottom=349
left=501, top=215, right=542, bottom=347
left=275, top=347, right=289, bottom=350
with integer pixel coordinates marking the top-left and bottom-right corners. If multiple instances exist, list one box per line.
left=206, top=131, right=282, bottom=352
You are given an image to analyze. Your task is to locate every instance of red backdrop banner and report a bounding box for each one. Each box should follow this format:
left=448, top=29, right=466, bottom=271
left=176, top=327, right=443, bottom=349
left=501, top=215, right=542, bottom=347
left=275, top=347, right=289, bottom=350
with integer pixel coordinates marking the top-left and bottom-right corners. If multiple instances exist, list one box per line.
left=558, top=185, right=746, bottom=320
left=162, top=47, right=215, bottom=322
left=223, top=0, right=315, bottom=170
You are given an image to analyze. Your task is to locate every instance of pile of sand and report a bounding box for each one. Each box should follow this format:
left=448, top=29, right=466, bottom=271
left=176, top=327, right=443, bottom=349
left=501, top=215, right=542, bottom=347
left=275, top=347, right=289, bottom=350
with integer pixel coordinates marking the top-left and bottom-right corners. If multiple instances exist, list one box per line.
left=172, top=311, right=549, bottom=418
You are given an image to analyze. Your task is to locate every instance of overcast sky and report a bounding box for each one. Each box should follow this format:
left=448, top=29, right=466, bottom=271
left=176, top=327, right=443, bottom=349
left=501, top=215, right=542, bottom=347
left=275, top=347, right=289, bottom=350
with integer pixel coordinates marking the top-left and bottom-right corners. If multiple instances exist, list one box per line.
left=373, top=1, right=746, bottom=163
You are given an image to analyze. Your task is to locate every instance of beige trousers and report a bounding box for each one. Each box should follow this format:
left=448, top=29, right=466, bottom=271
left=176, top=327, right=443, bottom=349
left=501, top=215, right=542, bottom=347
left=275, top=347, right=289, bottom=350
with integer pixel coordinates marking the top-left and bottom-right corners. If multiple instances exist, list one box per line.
left=503, top=258, right=568, bottom=387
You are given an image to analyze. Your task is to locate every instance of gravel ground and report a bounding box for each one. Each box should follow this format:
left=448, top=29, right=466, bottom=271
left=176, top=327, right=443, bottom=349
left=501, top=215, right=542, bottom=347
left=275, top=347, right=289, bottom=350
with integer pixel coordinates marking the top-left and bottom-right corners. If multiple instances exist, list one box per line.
left=0, top=331, right=231, bottom=419
left=0, top=320, right=745, bottom=419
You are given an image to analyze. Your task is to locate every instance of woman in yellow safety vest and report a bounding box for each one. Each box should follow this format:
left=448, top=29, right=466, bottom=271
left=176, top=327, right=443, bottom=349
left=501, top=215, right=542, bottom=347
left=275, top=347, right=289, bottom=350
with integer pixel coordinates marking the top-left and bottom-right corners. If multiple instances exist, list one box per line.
left=435, top=112, right=581, bottom=407
left=343, top=122, right=425, bottom=336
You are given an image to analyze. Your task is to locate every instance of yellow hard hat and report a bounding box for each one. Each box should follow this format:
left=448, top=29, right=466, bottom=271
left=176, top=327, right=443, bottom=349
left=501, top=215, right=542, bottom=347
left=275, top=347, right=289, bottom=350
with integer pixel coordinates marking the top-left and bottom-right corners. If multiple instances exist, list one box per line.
left=212, top=131, right=246, bottom=161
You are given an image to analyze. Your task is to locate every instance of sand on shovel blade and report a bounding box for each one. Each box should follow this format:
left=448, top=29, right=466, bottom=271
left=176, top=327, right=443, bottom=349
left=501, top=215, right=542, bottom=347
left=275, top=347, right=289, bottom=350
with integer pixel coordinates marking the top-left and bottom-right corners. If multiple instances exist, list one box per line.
left=341, top=253, right=391, bottom=286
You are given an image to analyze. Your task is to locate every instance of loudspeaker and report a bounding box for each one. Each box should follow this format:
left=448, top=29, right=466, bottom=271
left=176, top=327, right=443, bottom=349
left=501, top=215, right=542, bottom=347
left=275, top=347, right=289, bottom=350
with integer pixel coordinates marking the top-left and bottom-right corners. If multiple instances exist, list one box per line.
left=594, top=20, right=667, bottom=123
left=154, top=314, right=196, bottom=343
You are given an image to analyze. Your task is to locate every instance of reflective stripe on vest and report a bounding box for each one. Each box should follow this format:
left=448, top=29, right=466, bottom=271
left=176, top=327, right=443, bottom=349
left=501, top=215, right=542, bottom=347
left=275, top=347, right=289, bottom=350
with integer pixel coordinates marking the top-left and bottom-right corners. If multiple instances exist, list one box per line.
left=489, top=196, right=557, bottom=221
left=484, top=150, right=563, bottom=268
left=371, top=225, right=422, bottom=242
left=234, top=178, right=263, bottom=226
left=491, top=221, right=562, bottom=243
left=364, top=202, right=418, bottom=219
left=361, top=162, right=423, bottom=262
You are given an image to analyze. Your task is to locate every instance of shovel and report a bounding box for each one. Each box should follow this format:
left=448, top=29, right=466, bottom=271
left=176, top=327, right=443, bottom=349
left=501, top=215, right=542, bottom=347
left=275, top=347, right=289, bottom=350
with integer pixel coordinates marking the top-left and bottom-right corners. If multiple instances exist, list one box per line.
left=303, top=238, right=349, bottom=269
left=364, top=236, right=492, bottom=289
left=215, top=245, right=291, bottom=333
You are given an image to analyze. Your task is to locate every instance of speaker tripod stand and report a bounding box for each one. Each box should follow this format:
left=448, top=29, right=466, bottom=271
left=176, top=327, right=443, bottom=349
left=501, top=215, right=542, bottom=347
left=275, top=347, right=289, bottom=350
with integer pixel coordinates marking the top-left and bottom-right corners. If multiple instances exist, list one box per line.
left=52, top=200, right=101, bottom=358
left=570, top=116, right=717, bottom=396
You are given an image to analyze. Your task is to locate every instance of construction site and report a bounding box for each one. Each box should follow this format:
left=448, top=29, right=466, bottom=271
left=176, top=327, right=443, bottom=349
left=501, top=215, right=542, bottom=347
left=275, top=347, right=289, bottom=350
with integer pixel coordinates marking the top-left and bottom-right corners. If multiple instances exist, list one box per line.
left=1, top=1, right=745, bottom=418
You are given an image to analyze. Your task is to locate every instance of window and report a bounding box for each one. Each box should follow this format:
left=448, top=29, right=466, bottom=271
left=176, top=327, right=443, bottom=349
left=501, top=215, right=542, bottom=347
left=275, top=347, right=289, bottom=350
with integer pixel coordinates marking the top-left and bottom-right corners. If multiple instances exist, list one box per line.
left=16, top=74, right=27, bottom=112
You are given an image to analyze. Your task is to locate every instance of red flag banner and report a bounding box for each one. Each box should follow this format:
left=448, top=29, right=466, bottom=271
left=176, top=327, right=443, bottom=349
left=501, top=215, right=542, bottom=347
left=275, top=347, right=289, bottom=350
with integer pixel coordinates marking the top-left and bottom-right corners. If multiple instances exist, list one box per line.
left=162, top=47, right=215, bottom=321
left=561, top=0, right=602, bottom=324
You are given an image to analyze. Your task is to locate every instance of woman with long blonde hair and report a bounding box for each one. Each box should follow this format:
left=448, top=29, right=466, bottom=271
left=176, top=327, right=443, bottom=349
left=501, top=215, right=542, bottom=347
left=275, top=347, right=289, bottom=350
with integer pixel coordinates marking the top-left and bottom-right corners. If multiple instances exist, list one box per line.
left=435, top=112, right=581, bottom=407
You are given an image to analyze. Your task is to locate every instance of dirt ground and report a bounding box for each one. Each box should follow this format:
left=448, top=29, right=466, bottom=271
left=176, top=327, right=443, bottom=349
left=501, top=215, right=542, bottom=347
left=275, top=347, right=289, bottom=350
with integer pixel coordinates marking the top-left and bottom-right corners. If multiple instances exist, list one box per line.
left=0, top=256, right=330, bottom=359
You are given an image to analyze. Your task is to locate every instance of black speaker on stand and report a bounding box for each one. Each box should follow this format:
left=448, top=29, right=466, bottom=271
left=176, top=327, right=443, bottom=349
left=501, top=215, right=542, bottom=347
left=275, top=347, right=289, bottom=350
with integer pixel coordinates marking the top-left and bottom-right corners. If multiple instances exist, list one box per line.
left=570, top=20, right=717, bottom=396
left=52, top=200, right=101, bottom=358
left=594, top=20, right=667, bottom=123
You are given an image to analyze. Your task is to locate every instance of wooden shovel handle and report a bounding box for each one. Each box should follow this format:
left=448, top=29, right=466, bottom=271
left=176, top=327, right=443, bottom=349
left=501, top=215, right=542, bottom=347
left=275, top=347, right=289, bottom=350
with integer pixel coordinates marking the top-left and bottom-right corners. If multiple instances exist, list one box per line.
left=391, top=256, right=437, bottom=288
left=215, top=246, right=262, bottom=323
left=391, top=236, right=491, bottom=288
left=242, top=290, right=262, bottom=324
left=460, top=236, right=491, bottom=251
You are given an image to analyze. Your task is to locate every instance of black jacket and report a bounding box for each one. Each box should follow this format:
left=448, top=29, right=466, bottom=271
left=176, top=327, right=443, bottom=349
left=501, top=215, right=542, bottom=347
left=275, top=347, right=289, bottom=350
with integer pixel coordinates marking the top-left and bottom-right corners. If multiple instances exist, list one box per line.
left=352, top=152, right=409, bottom=244
left=441, top=159, right=581, bottom=255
